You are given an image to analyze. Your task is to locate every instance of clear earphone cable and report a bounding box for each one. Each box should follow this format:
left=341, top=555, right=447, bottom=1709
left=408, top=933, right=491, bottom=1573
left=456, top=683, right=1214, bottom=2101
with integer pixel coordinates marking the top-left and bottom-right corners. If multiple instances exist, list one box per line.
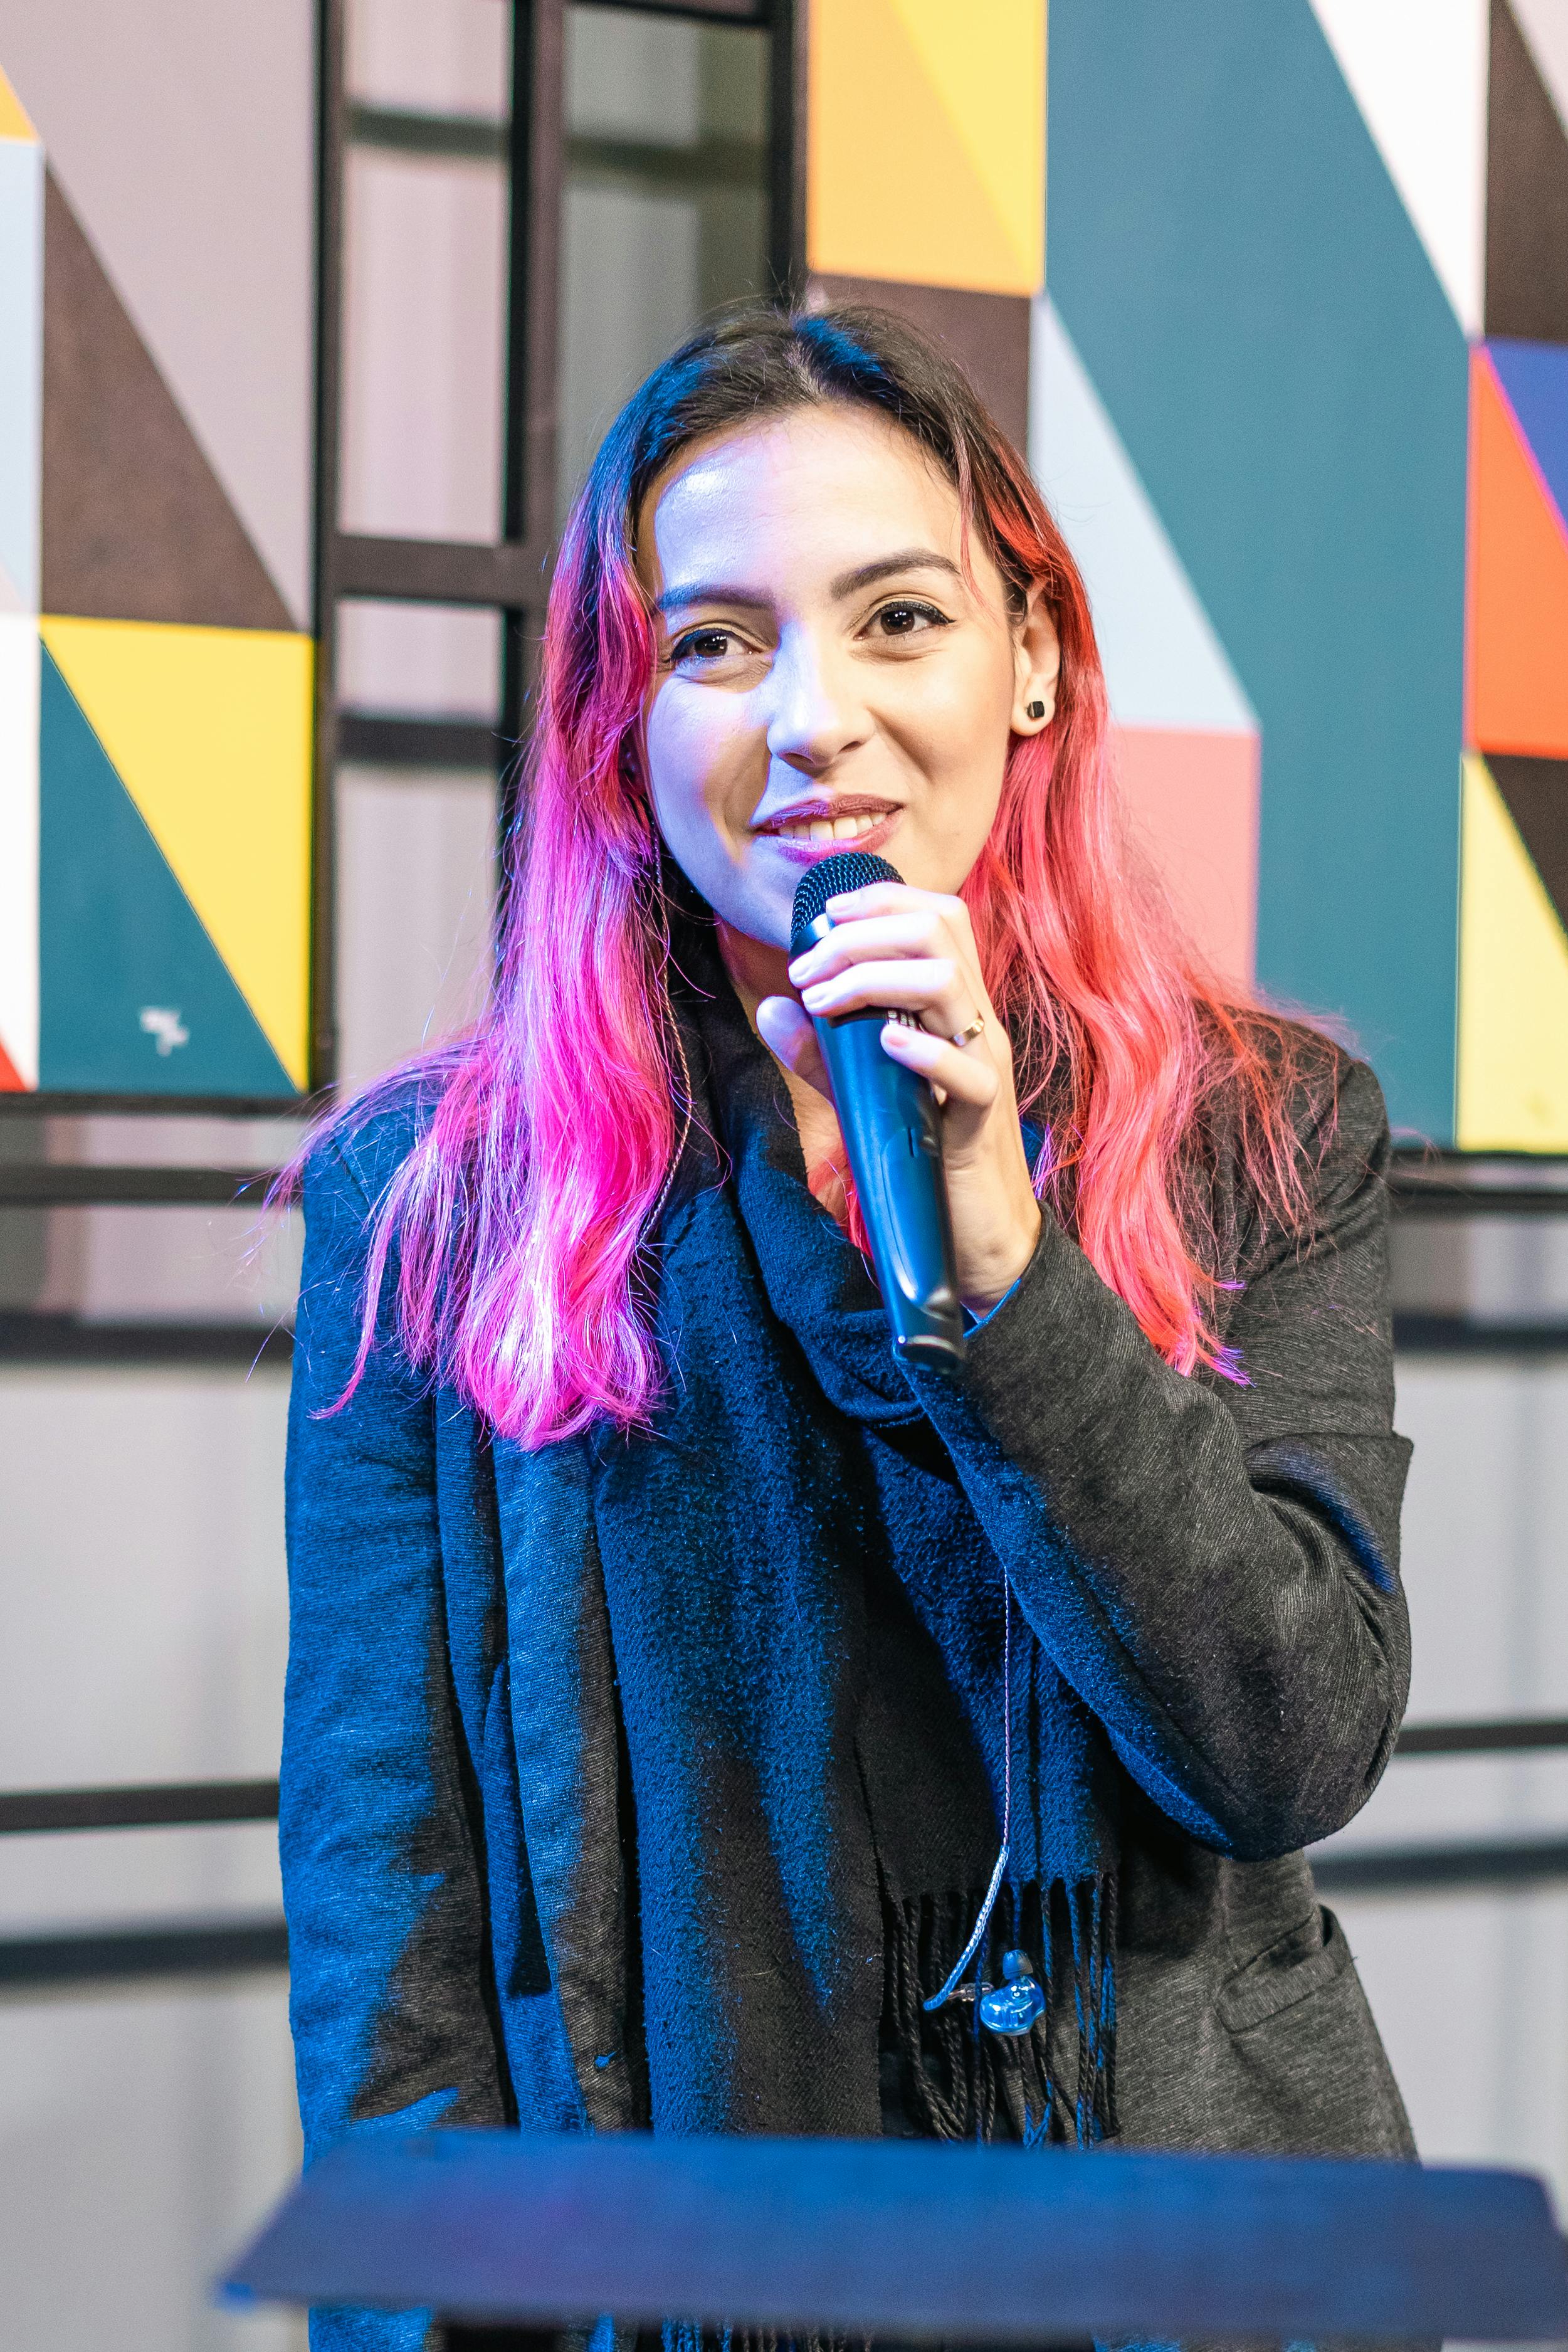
left=923, top=1563, right=1013, bottom=2013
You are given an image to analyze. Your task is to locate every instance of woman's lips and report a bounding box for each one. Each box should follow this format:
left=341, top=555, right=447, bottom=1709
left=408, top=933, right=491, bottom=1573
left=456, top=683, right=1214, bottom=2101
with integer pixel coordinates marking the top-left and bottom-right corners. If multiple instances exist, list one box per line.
left=755, top=808, right=902, bottom=864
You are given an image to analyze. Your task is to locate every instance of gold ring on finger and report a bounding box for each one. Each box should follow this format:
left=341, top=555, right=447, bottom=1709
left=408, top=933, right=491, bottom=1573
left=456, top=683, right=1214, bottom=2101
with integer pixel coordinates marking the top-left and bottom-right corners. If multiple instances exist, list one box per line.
left=951, top=1013, right=985, bottom=1048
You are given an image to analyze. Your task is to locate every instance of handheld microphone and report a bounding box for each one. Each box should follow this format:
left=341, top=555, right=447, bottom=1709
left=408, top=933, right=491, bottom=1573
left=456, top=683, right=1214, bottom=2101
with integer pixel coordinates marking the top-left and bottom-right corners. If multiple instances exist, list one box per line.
left=790, top=850, right=966, bottom=1370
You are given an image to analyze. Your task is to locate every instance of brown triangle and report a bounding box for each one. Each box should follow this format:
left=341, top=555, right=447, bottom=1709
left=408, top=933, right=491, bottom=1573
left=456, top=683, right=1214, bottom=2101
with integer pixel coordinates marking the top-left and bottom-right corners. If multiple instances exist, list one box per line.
left=1486, top=753, right=1568, bottom=932
left=1486, top=1, right=1568, bottom=341
left=41, top=169, right=293, bottom=630
left=806, top=275, right=1031, bottom=453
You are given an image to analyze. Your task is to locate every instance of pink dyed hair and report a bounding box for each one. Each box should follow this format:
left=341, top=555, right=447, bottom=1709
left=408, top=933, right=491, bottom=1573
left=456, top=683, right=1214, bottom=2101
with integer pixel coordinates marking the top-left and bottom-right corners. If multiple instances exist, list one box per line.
left=309, top=305, right=1326, bottom=1443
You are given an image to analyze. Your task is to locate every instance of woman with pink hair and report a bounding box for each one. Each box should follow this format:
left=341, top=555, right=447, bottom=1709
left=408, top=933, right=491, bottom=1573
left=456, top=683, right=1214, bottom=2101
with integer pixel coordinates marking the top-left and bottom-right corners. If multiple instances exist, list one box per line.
left=282, top=305, right=1413, bottom=2349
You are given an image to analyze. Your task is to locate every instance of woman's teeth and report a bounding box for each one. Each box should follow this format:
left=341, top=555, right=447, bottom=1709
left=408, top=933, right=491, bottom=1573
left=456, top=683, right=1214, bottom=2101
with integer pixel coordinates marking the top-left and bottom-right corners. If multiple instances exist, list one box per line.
left=777, top=812, right=883, bottom=842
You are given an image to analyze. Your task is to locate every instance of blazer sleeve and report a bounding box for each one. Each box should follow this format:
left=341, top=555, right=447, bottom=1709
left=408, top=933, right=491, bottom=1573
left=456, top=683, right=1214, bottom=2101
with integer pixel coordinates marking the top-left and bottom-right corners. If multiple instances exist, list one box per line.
left=911, top=1054, right=1412, bottom=1859
left=282, top=1124, right=512, bottom=2202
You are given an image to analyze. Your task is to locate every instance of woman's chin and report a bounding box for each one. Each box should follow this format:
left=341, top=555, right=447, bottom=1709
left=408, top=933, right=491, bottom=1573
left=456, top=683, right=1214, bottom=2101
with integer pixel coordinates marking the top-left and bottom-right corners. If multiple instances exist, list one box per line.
left=714, top=900, right=794, bottom=962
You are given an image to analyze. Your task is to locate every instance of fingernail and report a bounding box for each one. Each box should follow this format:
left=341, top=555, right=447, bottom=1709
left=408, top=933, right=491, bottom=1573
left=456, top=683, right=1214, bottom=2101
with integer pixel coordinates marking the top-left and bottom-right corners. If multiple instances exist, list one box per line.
left=801, top=983, right=828, bottom=1008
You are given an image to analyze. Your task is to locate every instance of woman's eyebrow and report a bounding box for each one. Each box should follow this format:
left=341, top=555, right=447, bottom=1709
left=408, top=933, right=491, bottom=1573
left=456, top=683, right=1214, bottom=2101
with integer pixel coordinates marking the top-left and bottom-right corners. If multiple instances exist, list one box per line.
left=653, top=581, right=773, bottom=617
left=654, top=549, right=962, bottom=618
left=830, top=549, right=963, bottom=598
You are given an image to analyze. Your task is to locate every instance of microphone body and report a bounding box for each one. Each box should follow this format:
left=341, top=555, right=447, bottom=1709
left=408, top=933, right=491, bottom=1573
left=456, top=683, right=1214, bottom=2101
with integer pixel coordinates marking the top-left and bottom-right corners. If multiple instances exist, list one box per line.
left=790, top=852, right=966, bottom=1369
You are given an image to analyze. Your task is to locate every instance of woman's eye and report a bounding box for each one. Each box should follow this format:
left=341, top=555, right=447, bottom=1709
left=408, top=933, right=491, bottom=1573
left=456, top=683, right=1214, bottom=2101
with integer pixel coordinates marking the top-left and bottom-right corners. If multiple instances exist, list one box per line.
left=870, top=600, right=950, bottom=639
left=671, top=628, right=741, bottom=667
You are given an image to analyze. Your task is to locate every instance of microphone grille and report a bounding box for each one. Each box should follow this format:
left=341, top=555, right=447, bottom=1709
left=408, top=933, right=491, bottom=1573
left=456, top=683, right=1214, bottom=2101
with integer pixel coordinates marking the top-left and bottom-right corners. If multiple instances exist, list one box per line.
left=789, top=850, right=902, bottom=957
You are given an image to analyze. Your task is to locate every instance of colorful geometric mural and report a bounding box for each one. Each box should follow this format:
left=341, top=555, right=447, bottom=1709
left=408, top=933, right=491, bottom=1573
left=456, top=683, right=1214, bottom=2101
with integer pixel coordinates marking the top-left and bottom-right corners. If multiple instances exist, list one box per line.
left=804, top=1, right=1040, bottom=455
left=0, top=56, right=312, bottom=1101
left=1458, top=752, right=1568, bottom=1149
left=1028, top=297, right=1261, bottom=996
left=1460, top=334, right=1568, bottom=1147
left=807, top=0, right=1568, bottom=1152
left=0, top=65, right=43, bottom=1094
left=1467, top=342, right=1568, bottom=760
left=1043, top=0, right=1471, bottom=1145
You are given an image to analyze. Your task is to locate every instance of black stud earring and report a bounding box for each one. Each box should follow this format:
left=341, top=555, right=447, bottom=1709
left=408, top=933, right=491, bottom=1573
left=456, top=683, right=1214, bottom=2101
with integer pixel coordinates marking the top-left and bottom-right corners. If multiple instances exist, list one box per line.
left=1026, top=699, right=1046, bottom=721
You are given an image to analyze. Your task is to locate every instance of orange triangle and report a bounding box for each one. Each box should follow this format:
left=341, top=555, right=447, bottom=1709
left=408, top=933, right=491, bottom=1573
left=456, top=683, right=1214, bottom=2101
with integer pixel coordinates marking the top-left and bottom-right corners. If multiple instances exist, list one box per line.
left=1466, top=348, right=1568, bottom=758
left=808, top=0, right=1031, bottom=293
left=0, top=1033, right=25, bottom=1091
left=0, top=65, right=37, bottom=142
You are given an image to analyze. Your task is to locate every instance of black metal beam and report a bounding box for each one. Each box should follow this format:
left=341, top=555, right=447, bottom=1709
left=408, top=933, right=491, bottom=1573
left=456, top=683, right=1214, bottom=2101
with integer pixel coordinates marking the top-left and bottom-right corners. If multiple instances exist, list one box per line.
left=1391, top=1184, right=1568, bottom=1217
left=349, top=105, right=766, bottom=195
left=1313, top=1837, right=1568, bottom=1895
left=1393, top=1314, right=1568, bottom=1356
left=499, top=0, right=566, bottom=874
left=4, top=1726, right=1562, bottom=1850
left=574, top=0, right=767, bottom=17
left=0, top=1916, right=288, bottom=1990
left=337, top=712, right=503, bottom=772
left=568, top=132, right=767, bottom=190
left=768, top=0, right=807, bottom=300
left=347, top=103, right=508, bottom=162
left=0, top=1316, right=292, bottom=1367
left=336, top=534, right=550, bottom=609
left=0, top=1165, right=274, bottom=1208
left=0, top=1091, right=308, bottom=1119
left=0, top=1780, right=281, bottom=1836
left=1389, top=1155, right=1568, bottom=1216
left=1397, top=1716, right=1568, bottom=1756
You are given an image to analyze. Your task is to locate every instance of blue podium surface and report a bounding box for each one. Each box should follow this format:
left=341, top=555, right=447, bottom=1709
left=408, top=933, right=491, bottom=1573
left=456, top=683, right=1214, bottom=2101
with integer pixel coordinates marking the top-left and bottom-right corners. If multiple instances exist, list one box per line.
left=224, top=2129, right=1568, bottom=2344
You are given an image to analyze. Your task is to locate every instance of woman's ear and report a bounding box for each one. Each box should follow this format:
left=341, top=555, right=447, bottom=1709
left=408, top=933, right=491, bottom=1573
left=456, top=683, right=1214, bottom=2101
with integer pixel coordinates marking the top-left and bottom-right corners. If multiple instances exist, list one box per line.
left=1011, top=586, right=1061, bottom=733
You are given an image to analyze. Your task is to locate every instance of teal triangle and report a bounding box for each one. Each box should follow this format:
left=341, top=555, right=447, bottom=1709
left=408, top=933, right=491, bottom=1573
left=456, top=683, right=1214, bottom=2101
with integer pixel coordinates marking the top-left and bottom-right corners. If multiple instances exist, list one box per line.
left=39, top=646, right=297, bottom=1097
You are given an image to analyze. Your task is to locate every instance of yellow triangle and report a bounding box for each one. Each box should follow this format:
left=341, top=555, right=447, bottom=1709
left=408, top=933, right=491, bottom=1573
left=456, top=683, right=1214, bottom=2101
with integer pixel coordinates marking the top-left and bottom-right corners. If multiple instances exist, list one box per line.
left=41, top=616, right=314, bottom=1090
left=0, top=65, right=38, bottom=142
left=1456, top=753, right=1568, bottom=1150
left=809, top=0, right=1034, bottom=293
left=890, top=0, right=1044, bottom=292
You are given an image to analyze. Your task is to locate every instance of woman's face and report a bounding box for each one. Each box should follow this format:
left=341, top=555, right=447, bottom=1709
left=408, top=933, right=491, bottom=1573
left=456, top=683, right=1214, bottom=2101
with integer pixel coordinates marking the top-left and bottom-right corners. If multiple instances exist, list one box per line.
left=636, top=404, right=1060, bottom=954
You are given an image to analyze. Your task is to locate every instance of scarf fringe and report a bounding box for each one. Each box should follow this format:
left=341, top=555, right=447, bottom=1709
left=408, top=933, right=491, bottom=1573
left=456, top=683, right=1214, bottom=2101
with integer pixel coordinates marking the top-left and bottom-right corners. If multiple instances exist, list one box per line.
left=885, top=1879, right=1117, bottom=2149
left=656, top=1887, right=1115, bottom=2352
left=661, top=2333, right=866, bottom=2352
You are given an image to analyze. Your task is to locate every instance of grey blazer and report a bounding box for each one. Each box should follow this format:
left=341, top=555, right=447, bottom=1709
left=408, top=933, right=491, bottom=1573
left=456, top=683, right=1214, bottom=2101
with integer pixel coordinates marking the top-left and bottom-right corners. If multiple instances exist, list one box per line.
left=282, top=1050, right=1415, bottom=2348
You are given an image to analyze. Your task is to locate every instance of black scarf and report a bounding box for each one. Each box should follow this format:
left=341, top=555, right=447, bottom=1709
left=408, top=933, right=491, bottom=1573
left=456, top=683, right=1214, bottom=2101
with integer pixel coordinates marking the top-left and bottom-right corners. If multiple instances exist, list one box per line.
left=586, top=915, right=1118, bottom=2146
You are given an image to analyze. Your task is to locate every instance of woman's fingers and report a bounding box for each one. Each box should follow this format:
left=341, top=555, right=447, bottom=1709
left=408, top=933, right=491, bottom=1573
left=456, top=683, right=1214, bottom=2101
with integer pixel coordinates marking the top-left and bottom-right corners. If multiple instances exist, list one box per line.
left=754, top=995, right=833, bottom=1097
left=878, top=1019, right=998, bottom=1108
left=821, top=882, right=966, bottom=928
left=797, top=956, right=975, bottom=1033
left=789, top=912, right=957, bottom=984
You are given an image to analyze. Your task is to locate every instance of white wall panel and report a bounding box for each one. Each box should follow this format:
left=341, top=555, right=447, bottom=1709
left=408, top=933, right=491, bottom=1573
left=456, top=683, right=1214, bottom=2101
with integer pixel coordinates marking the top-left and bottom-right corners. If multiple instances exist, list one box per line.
left=1312, top=1348, right=1568, bottom=2215
left=0, top=1976, right=303, bottom=2352
left=0, top=1823, right=281, bottom=1938
left=1308, top=0, right=1488, bottom=332
left=339, top=149, right=508, bottom=544
left=0, top=1368, right=290, bottom=1790
left=347, top=0, right=510, bottom=119
left=1335, top=1887, right=1568, bottom=2213
left=336, top=766, right=496, bottom=1091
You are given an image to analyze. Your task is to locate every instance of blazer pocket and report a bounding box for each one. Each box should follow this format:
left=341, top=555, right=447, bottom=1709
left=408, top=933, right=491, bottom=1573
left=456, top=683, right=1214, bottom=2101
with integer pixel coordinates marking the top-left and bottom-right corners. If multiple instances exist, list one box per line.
left=1216, top=1904, right=1352, bottom=2035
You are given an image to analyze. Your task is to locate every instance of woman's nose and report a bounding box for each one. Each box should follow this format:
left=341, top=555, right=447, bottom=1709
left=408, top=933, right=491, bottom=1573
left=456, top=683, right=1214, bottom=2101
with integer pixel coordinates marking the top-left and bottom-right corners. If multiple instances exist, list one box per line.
left=764, top=628, right=870, bottom=773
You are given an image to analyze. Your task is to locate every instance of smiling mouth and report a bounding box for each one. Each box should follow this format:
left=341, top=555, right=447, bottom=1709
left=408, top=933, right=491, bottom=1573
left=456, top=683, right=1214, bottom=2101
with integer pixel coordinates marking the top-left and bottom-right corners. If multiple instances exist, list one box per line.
left=754, top=801, right=900, bottom=846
